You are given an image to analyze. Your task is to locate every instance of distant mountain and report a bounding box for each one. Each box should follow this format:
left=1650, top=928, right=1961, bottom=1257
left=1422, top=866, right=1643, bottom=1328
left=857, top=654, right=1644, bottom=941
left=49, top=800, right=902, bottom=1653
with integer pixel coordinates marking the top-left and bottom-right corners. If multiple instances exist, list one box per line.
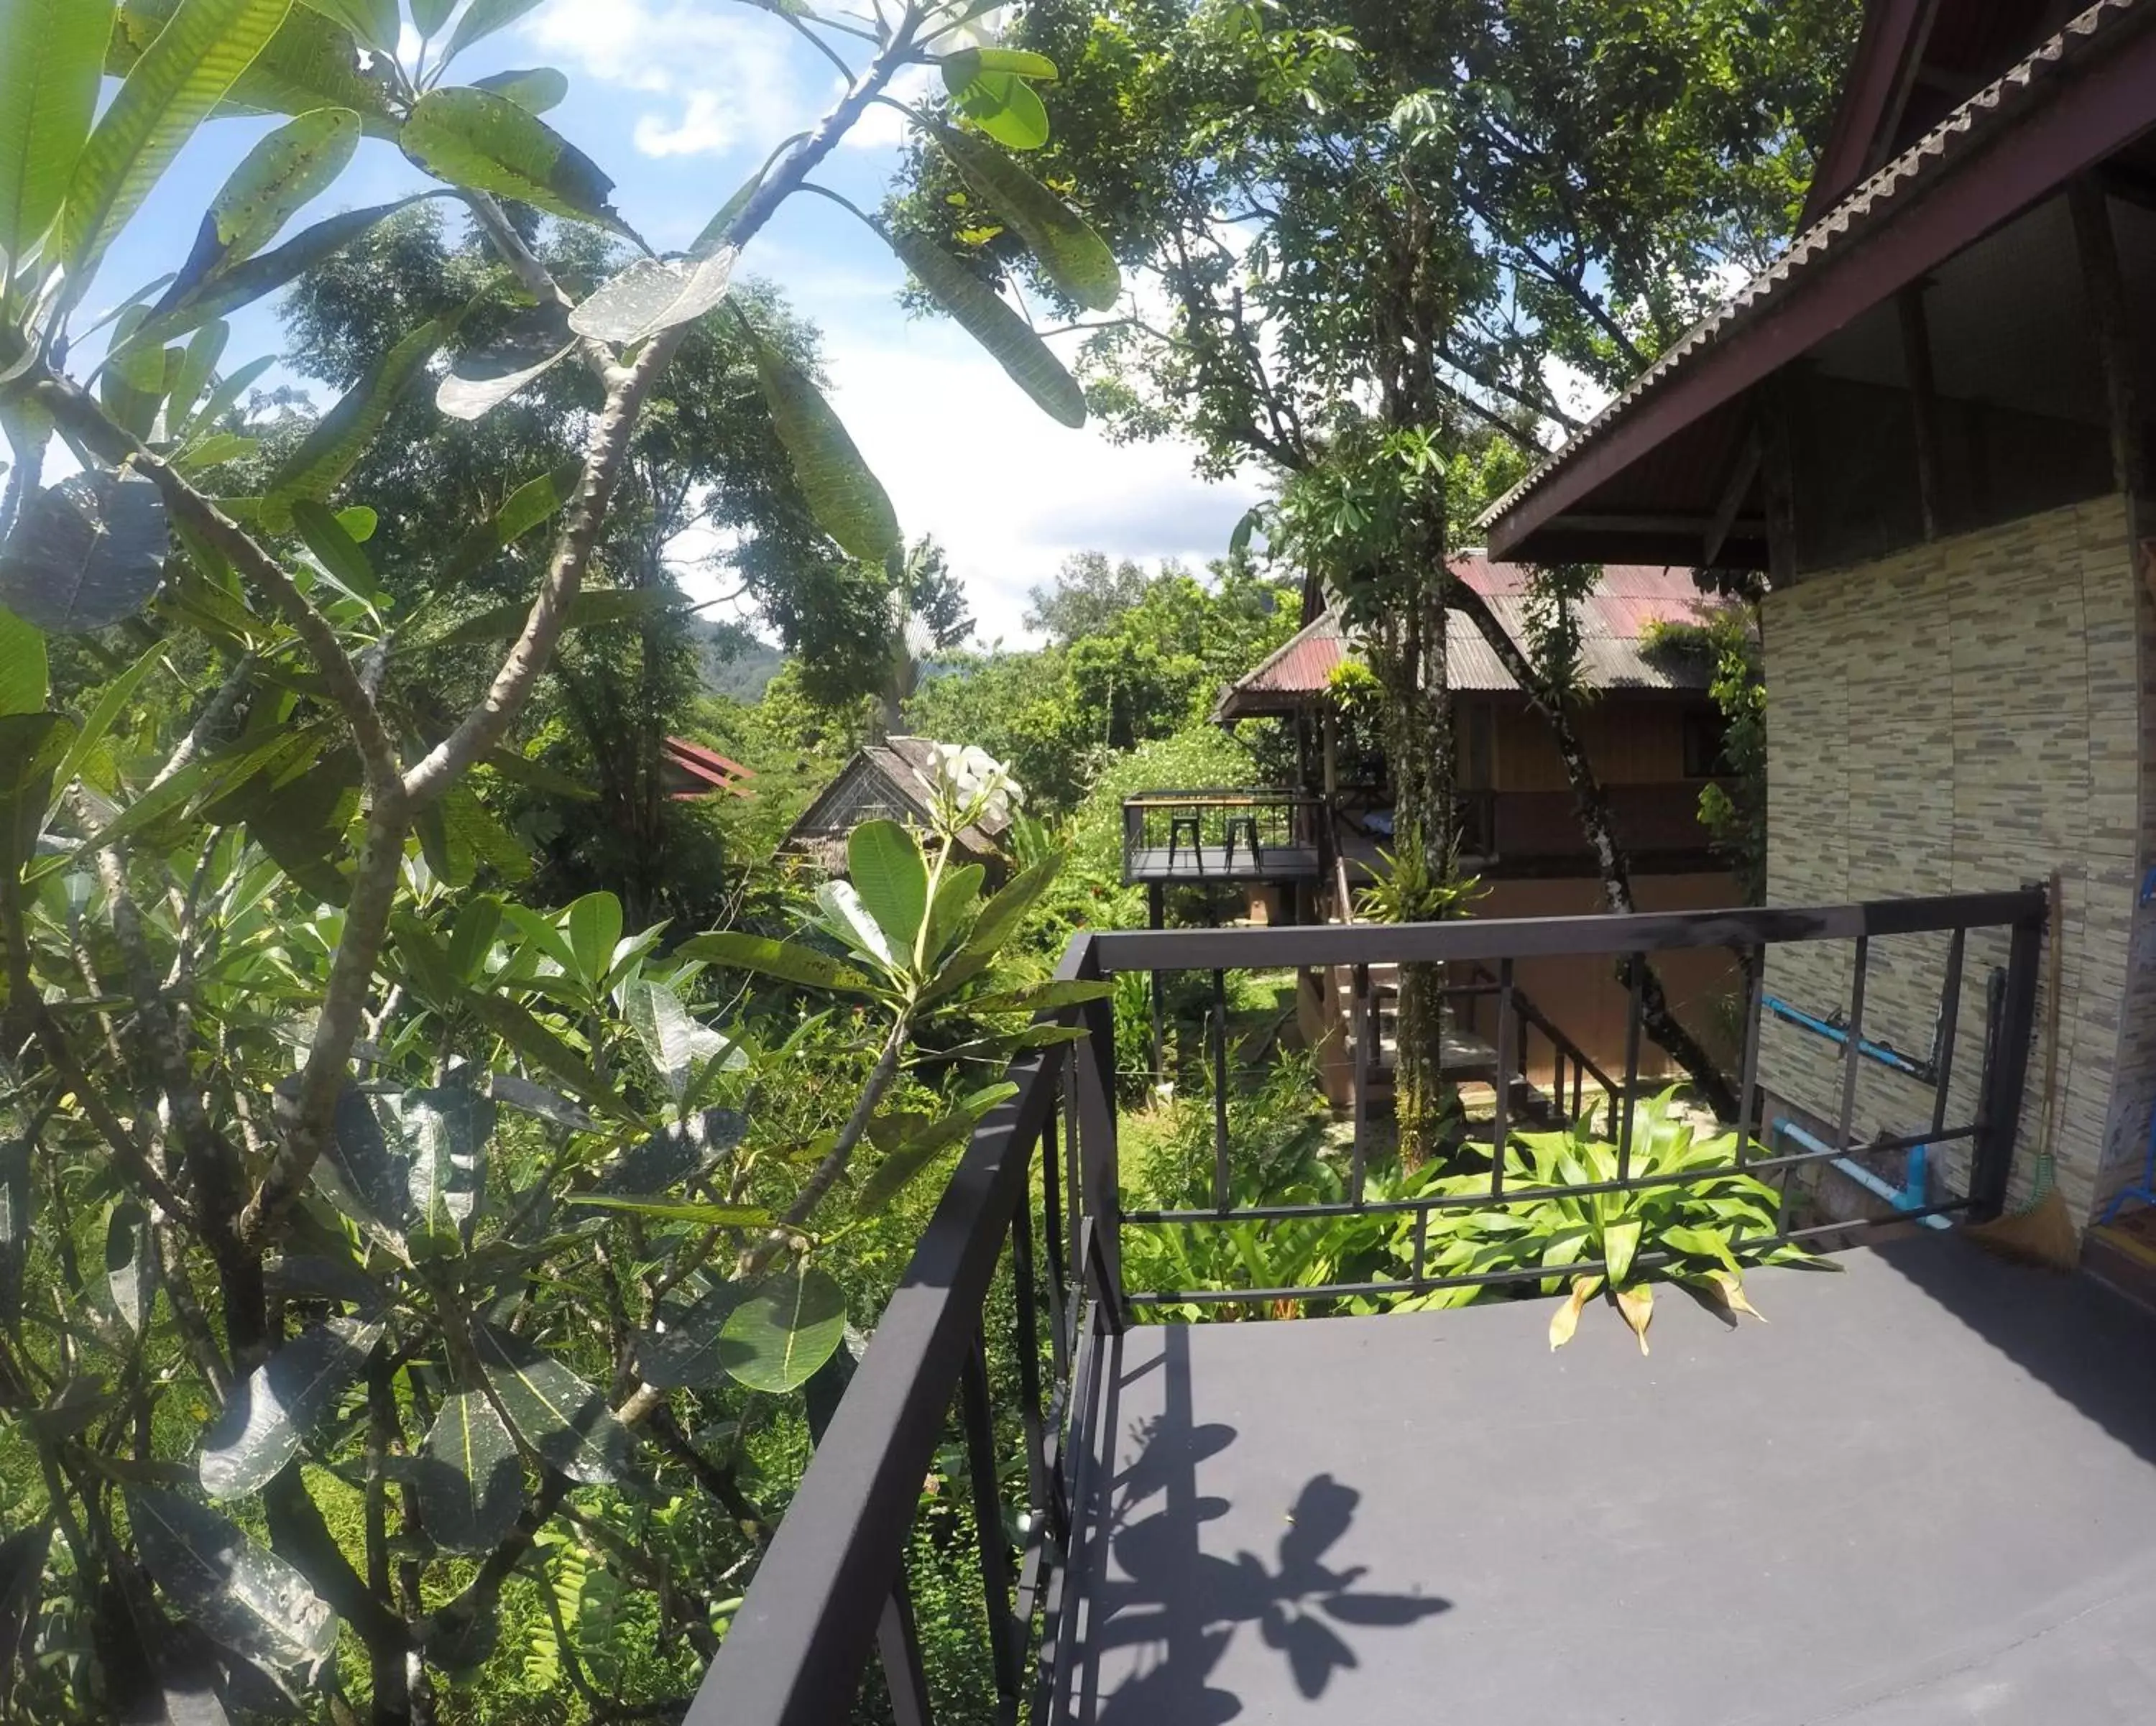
left=694, top=620, right=786, bottom=700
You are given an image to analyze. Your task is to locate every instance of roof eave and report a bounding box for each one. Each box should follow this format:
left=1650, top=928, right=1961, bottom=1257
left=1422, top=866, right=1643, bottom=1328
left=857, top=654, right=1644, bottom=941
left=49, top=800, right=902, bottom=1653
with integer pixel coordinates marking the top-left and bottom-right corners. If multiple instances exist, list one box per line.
left=1480, top=0, right=2156, bottom=563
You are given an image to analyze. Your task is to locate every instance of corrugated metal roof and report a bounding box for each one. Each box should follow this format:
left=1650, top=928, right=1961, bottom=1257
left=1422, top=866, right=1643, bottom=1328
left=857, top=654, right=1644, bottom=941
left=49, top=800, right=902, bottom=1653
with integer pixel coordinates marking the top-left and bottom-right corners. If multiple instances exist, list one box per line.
left=1478, top=0, right=2147, bottom=543
left=1217, top=563, right=1722, bottom=717
left=784, top=737, right=1010, bottom=866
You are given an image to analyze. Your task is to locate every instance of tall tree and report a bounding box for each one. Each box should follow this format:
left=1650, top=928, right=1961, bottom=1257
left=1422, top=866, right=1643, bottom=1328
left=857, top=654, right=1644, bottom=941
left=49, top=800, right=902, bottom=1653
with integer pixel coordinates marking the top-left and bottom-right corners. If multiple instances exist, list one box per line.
left=893, top=0, right=1861, bottom=1120
left=275, top=205, right=832, bottom=926
left=1026, top=548, right=1153, bottom=642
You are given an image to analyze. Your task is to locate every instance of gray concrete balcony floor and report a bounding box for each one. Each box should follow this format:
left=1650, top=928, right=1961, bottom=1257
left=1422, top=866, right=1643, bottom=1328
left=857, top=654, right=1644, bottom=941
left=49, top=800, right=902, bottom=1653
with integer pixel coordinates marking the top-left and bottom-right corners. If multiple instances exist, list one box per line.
left=1049, top=1239, right=2156, bottom=1725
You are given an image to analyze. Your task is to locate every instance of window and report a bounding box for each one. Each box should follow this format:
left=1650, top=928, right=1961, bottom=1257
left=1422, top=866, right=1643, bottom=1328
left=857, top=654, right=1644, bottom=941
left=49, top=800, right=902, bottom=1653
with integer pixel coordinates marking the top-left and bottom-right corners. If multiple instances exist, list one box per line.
left=1682, top=709, right=1731, bottom=779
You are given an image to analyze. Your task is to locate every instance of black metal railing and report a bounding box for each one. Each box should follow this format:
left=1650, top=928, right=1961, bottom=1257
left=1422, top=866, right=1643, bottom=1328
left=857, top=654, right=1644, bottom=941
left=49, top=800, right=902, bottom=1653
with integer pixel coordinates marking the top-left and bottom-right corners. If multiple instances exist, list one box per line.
left=691, top=885, right=2045, bottom=1725
left=1120, top=787, right=1325, bottom=882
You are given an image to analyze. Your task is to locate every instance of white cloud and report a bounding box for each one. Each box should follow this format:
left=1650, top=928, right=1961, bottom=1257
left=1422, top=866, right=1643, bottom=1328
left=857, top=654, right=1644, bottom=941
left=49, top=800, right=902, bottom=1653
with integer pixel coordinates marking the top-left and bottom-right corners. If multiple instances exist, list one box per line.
left=528, top=0, right=805, bottom=158
left=1542, top=355, right=1613, bottom=433
left=839, top=63, right=939, bottom=152
left=674, top=308, right=1266, bottom=646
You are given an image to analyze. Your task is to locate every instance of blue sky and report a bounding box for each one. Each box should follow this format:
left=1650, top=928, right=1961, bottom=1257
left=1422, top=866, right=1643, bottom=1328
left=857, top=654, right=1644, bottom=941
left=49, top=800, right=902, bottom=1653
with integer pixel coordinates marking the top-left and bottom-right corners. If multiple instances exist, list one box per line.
left=86, top=0, right=1265, bottom=644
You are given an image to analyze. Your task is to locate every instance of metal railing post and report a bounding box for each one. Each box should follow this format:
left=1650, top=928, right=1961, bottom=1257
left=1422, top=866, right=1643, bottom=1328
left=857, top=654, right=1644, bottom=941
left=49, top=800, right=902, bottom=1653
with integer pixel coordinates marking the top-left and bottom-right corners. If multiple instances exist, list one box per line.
left=1072, top=938, right=1124, bottom=1314
left=1969, top=886, right=2047, bottom=1221
left=803, top=1347, right=934, bottom=1726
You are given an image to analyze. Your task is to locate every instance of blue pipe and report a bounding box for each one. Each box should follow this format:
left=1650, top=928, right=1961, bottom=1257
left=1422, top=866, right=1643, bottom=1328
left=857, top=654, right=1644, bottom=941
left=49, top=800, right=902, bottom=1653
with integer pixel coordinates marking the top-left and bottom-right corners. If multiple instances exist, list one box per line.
left=1774, top=1117, right=1952, bottom=1231
left=1764, top=996, right=1930, bottom=1080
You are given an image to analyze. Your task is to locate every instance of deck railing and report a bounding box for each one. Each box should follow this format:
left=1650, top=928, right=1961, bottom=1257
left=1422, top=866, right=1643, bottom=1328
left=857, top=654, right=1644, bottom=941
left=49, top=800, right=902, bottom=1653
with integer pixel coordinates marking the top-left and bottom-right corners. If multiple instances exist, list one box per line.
left=1119, top=787, right=1326, bottom=882
left=688, top=885, right=2045, bottom=1726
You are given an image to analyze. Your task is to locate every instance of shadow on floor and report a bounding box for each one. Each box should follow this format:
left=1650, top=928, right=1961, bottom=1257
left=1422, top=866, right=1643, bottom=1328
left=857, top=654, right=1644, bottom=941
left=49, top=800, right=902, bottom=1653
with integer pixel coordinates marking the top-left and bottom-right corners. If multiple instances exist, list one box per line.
left=1870, top=1234, right=2156, bottom=1467
left=1071, top=1326, right=1451, bottom=1725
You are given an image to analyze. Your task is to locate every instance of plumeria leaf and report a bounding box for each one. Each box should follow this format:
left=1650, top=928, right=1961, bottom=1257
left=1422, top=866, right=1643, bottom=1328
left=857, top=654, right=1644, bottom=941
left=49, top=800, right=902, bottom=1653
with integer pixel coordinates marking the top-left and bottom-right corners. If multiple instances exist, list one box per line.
left=0, top=0, right=111, bottom=262
left=0, top=471, right=168, bottom=632
left=930, top=123, right=1118, bottom=310
left=750, top=328, right=900, bottom=561
left=470, top=66, right=570, bottom=115
left=857, top=1083, right=1015, bottom=1215
left=400, top=87, right=633, bottom=238
left=671, top=931, right=874, bottom=993
left=635, top=1282, right=747, bottom=1390
left=622, top=979, right=740, bottom=1101
left=569, top=247, right=737, bottom=346
left=815, top=879, right=897, bottom=971
left=106, top=1200, right=155, bottom=1334
left=128, top=1487, right=340, bottom=1675
left=473, top=1324, right=632, bottom=1485
left=845, top=820, right=928, bottom=958
left=415, top=1389, right=521, bottom=1554
left=890, top=230, right=1083, bottom=425
left=718, top=1265, right=846, bottom=1393
left=436, top=305, right=574, bottom=421
left=61, top=0, right=294, bottom=292
left=198, top=1316, right=381, bottom=1500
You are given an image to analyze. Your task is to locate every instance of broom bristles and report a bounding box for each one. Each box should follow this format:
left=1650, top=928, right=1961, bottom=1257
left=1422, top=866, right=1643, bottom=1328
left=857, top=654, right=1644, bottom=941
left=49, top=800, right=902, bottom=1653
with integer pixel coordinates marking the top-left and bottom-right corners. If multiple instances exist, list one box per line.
left=1968, top=1189, right=2082, bottom=1271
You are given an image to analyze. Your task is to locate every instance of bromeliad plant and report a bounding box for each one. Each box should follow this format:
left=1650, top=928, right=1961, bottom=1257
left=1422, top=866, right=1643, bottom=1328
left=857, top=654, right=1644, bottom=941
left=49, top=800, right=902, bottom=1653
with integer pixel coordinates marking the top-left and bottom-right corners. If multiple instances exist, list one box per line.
left=0, top=0, right=1124, bottom=1718
left=1388, top=1089, right=1833, bottom=1353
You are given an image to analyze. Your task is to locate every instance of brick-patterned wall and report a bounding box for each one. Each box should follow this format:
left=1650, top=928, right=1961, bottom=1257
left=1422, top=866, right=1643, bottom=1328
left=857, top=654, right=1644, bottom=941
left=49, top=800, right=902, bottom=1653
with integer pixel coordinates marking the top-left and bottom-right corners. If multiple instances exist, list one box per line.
left=1759, top=495, right=2144, bottom=1227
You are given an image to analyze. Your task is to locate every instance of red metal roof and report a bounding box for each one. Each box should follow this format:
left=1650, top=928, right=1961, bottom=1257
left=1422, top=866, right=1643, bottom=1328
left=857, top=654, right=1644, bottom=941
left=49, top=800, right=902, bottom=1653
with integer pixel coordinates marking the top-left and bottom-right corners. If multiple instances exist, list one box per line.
left=1216, top=563, right=1723, bottom=718
left=663, top=737, right=756, bottom=800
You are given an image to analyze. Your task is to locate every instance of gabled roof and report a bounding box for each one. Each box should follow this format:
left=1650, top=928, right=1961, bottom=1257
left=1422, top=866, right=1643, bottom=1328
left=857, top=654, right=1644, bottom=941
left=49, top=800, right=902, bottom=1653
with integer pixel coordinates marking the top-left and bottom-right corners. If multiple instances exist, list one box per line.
left=783, top=737, right=1009, bottom=867
left=1479, top=0, right=2156, bottom=565
left=1215, top=561, right=1721, bottom=719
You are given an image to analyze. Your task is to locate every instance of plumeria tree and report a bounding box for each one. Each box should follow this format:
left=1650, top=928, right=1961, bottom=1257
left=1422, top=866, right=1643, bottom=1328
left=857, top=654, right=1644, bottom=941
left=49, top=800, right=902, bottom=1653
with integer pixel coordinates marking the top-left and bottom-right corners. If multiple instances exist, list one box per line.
left=0, top=0, right=1118, bottom=1719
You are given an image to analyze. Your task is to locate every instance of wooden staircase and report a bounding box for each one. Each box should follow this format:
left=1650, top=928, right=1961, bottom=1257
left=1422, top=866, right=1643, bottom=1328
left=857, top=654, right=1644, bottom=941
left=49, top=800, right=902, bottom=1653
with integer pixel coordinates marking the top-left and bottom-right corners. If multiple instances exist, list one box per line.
left=1314, top=849, right=1605, bottom=1131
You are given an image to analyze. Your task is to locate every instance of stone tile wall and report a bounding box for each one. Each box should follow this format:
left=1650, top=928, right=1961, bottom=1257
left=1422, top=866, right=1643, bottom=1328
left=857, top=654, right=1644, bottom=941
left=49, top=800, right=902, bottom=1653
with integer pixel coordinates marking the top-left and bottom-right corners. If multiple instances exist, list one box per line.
left=1759, top=495, right=2147, bottom=1227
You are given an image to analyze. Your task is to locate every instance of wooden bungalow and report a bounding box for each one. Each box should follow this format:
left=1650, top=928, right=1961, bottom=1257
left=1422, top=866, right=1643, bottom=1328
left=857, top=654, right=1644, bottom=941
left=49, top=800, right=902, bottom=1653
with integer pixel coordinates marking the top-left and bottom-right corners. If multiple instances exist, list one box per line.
left=1132, top=560, right=1748, bottom=1105
left=783, top=736, right=1010, bottom=877
left=1480, top=0, right=2156, bottom=1275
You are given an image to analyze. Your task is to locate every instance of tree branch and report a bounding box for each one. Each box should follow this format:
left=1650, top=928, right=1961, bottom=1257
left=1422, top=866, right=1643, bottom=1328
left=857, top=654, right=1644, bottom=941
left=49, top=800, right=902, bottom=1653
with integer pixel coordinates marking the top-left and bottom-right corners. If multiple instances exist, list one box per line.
left=29, top=375, right=403, bottom=797
left=236, top=794, right=408, bottom=1246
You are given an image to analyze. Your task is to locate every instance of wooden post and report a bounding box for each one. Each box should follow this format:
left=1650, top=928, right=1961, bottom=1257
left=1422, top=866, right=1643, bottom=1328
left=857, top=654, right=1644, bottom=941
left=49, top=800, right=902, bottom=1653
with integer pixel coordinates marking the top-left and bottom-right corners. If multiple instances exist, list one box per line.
left=1897, top=283, right=1945, bottom=540
left=1703, top=434, right=1762, bottom=568
left=1321, top=706, right=1338, bottom=798
left=2070, top=177, right=2150, bottom=502
left=1758, top=374, right=1800, bottom=589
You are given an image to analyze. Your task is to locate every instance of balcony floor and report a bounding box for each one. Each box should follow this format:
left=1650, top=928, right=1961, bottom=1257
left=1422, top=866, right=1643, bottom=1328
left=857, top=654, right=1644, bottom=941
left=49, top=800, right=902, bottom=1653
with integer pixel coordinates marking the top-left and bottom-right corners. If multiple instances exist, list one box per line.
left=1050, top=1238, right=2156, bottom=1725
left=1124, top=844, right=1323, bottom=885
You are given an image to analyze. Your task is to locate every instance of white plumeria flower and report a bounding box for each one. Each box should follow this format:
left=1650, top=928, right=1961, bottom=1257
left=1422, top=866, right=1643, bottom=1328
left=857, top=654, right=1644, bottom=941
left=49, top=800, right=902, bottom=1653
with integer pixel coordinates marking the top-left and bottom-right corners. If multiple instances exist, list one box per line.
left=928, top=2, right=1005, bottom=52
left=923, top=743, right=1024, bottom=836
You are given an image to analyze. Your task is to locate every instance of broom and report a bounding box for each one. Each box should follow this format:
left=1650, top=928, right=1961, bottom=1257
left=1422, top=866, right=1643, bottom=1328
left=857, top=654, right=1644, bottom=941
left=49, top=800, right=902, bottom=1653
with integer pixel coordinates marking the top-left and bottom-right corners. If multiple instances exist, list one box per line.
left=1968, top=868, right=2081, bottom=1269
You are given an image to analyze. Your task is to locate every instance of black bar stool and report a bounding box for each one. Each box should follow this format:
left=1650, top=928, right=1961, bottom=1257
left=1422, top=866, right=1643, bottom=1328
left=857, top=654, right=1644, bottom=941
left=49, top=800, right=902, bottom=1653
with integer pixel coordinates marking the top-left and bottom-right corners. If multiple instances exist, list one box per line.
left=1222, top=814, right=1261, bottom=871
left=1166, top=810, right=1204, bottom=872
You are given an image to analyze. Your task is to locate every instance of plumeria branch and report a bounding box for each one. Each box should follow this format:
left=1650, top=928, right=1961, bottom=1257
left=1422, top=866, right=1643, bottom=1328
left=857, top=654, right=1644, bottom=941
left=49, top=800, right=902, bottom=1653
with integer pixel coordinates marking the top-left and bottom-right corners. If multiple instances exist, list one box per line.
left=243, top=0, right=931, bottom=1242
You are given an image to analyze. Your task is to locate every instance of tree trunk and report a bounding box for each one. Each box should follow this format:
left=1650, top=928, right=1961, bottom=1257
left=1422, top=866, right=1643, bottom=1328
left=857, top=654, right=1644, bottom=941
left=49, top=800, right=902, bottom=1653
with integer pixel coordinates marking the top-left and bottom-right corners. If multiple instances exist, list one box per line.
left=1443, top=573, right=1739, bottom=1121
left=1383, top=535, right=1458, bottom=1168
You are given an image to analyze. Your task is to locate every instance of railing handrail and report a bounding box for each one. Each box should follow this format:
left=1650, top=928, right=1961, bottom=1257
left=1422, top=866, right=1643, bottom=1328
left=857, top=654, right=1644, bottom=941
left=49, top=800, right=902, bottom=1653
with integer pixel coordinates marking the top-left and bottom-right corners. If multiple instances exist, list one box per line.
left=1089, top=889, right=2045, bottom=972
left=1120, top=785, right=1325, bottom=806
left=689, top=939, right=1099, bottom=1726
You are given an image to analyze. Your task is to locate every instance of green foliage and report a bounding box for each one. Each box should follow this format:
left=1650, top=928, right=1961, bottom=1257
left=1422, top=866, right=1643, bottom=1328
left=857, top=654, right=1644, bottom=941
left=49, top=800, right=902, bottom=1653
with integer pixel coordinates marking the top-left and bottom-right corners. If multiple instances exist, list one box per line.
left=1122, top=1055, right=1381, bottom=1319
left=0, top=4, right=1128, bottom=1717
left=1644, top=606, right=1765, bottom=900
left=907, top=553, right=1296, bottom=813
